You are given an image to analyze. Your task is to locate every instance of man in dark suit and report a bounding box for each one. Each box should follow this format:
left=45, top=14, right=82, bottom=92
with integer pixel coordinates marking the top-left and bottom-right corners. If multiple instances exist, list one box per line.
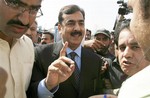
left=27, top=4, right=103, bottom=98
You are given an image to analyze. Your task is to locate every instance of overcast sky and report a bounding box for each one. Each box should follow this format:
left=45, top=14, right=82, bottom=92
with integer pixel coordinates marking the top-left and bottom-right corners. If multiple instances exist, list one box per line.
left=37, top=0, right=122, bottom=33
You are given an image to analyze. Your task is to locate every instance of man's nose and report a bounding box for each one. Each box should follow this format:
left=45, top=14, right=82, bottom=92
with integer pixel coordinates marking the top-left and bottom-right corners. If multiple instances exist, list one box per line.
left=18, top=11, right=32, bottom=26
left=74, top=23, right=81, bottom=31
left=123, top=47, right=132, bottom=58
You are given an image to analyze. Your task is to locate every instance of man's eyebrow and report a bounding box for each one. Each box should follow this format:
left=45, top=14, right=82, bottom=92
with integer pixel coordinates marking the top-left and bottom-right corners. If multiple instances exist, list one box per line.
left=67, top=20, right=75, bottom=22
left=130, top=42, right=139, bottom=46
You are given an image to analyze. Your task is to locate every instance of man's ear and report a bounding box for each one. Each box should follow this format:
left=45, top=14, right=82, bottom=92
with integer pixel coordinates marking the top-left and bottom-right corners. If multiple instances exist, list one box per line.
left=109, top=39, right=113, bottom=45
left=52, top=39, right=54, bottom=43
left=57, top=23, right=62, bottom=37
left=57, top=23, right=62, bottom=32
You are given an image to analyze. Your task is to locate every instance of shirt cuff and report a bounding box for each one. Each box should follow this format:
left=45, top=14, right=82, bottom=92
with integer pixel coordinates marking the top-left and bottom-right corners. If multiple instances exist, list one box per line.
left=38, top=79, right=58, bottom=98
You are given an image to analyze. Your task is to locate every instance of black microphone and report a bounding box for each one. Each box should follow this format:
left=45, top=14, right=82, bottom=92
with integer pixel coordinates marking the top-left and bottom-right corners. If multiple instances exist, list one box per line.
left=117, top=1, right=124, bottom=4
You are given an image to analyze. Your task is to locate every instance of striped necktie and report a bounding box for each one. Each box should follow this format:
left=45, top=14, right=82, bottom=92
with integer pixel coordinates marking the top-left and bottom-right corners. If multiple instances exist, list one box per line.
left=70, top=52, right=80, bottom=89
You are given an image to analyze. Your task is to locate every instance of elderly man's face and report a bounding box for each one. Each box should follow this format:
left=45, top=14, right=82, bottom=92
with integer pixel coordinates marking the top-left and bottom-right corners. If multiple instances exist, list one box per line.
left=128, top=0, right=150, bottom=61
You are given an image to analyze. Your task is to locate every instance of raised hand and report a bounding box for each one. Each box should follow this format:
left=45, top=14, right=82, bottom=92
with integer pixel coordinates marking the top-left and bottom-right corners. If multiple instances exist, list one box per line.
left=84, top=39, right=105, bottom=52
left=45, top=41, right=75, bottom=90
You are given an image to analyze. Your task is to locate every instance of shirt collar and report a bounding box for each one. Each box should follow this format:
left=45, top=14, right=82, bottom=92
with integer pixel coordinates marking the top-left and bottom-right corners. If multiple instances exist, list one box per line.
left=67, top=44, right=81, bottom=58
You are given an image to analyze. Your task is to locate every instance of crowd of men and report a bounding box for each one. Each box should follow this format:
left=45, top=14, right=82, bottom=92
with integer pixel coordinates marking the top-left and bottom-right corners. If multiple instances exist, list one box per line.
left=0, top=0, right=150, bottom=98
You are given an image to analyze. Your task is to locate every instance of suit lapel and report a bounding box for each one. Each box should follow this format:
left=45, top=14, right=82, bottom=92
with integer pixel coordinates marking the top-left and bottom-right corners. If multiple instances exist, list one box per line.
left=79, top=47, right=86, bottom=95
left=69, top=73, right=79, bottom=92
left=52, top=41, right=63, bottom=59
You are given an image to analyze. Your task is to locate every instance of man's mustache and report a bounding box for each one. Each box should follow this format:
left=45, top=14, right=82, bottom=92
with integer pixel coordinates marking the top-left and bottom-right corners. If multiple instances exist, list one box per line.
left=41, top=42, right=47, bottom=44
left=70, top=31, right=82, bottom=36
left=7, top=20, right=30, bottom=28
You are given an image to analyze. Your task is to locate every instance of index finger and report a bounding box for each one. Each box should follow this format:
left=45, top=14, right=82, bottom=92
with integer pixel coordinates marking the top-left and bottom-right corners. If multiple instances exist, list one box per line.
left=60, top=41, right=68, bottom=57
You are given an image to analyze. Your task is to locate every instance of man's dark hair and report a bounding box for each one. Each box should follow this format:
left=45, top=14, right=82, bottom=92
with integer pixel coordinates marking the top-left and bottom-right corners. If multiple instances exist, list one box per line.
left=42, top=31, right=54, bottom=39
left=114, top=19, right=131, bottom=46
left=58, top=4, right=85, bottom=24
left=86, top=29, right=91, bottom=34
left=55, top=22, right=58, bottom=26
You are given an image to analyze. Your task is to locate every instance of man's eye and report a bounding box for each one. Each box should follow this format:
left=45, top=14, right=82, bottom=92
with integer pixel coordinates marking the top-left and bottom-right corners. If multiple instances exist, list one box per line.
left=119, top=46, right=126, bottom=51
left=102, top=37, right=109, bottom=41
left=79, top=22, right=84, bottom=26
left=132, top=45, right=140, bottom=50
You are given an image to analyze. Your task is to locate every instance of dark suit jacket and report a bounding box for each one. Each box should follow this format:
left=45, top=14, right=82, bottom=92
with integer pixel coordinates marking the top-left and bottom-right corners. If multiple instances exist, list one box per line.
left=108, top=58, right=128, bottom=89
left=27, top=41, right=103, bottom=98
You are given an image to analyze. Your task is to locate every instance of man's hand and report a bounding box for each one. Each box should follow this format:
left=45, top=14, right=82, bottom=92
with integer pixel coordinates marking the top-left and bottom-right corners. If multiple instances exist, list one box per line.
left=45, top=42, right=75, bottom=90
left=84, top=39, right=105, bottom=52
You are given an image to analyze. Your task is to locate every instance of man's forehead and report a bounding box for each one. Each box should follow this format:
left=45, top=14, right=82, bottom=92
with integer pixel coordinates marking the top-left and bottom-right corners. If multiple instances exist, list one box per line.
left=62, top=11, right=84, bottom=20
left=19, top=0, right=42, bottom=7
left=64, top=19, right=84, bottom=23
left=118, top=38, right=138, bottom=46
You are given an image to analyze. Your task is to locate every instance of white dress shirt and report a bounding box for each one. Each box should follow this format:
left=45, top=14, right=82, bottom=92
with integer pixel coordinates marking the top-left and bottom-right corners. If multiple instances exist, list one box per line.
left=118, top=65, right=150, bottom=98
left=0, top=35, right=34, bottom=98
